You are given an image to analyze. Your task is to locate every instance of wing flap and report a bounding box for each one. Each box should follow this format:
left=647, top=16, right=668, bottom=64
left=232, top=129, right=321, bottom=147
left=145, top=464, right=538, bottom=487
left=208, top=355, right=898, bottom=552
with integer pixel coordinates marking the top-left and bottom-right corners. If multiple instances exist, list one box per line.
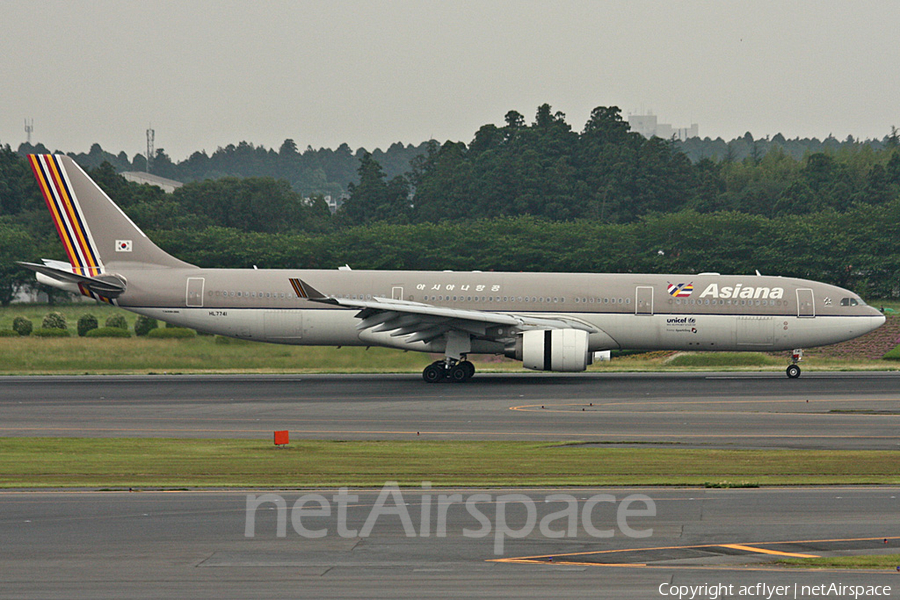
left=319, top=296, right=521, bottom=326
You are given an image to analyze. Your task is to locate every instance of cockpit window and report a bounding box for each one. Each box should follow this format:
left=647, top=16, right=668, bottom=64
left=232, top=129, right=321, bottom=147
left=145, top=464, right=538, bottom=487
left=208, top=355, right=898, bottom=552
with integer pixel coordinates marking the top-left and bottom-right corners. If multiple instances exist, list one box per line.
left=840, top=297, right=859, bottom=307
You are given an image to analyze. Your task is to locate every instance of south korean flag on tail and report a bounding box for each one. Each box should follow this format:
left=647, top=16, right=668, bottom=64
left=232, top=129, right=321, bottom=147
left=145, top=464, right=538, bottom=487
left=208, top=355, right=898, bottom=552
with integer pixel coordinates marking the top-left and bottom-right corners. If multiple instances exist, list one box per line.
left=115, top=240, right=133, bottom=252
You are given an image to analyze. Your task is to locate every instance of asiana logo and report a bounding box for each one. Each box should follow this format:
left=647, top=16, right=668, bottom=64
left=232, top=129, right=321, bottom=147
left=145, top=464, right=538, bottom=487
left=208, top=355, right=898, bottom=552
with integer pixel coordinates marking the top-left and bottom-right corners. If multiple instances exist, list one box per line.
left=698, top=283, right=784, bottom=300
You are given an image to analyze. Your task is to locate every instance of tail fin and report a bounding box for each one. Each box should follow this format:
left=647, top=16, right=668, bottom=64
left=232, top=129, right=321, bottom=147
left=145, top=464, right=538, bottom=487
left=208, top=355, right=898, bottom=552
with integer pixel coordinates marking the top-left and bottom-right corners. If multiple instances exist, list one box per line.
left=29, top=154, right=193, bottom=272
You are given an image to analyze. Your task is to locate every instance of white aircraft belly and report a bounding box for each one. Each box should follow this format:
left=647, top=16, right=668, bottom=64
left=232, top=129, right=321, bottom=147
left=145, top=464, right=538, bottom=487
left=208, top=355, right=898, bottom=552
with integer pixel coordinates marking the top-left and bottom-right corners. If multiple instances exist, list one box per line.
left=130, top=307, right=366, bottom=346
left=585, top=313, right=884, bottom=352
left=129, top=307, right=884, bottom=355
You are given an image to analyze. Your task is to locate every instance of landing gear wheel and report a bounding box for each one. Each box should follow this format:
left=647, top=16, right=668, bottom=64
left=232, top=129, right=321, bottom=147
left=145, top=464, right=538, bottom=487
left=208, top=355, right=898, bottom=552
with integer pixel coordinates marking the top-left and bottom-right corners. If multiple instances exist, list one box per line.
left=423, top=362, right=446, bottom=383
left=460, top=360, right=476, bottom=380
left=786, top=364, right=801, bottom=379
left=449, top=364, right=468, bottom=382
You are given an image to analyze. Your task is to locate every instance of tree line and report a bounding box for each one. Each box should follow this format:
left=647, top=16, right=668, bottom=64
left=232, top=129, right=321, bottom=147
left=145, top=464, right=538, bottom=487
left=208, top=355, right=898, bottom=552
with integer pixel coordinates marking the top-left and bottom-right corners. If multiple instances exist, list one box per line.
left=15, top=109, right=897, bottom=202
left=676, top=128, right=899, bottom=163
left=17, top=139, right=428, bottom=198
left=341, top=105, right=900, bottom=224
left=149, top=205, right=900, bottom=299
left=1, top=104, right=899, bottom=305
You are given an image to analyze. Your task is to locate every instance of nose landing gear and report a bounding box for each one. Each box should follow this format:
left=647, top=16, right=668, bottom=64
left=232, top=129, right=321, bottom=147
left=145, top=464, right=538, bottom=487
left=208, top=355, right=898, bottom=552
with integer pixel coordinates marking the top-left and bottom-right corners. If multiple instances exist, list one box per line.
left=786, top=349, right=803, bottom=378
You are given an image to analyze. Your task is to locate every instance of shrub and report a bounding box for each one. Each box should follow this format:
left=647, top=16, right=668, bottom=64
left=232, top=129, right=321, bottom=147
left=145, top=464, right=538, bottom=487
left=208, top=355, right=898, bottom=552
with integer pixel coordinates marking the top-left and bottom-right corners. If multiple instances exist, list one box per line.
left=42, top=312, right=67, bottom=330
left=85, top=327, right=132, bottom=338
left=12, top=316, right=32, bottom=337
left=105, top=314, right=129, bottom=330
left=148, top=327, right=196, bottom=339
left=77, top=314, right=99, bottom=337
left=883, top=345, right=900, bottom=361
left=0, top=329, right=18, bottom=337
left=32, top=328, right=71, bottom=337
left=134, top=315, right=158, bottom=337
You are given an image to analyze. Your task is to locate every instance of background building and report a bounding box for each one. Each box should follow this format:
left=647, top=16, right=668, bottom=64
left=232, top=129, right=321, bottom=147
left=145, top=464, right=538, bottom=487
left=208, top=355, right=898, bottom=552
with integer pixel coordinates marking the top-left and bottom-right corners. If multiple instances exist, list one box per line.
left=121, top=171, right=183, bottom=194
left=628, top=112, right=699, bottom=141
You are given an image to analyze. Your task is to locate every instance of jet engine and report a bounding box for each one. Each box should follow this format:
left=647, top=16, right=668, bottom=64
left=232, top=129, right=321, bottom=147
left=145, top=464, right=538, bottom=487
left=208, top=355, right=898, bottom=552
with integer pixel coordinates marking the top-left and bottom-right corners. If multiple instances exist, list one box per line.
left=512, top=329, right=592, bottom=372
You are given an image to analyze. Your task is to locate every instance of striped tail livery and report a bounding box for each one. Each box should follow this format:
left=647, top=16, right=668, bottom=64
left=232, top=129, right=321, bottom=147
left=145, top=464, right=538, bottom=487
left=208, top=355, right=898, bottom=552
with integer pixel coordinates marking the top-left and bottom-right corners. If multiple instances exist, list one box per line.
left=21, top=154, right=192, bottom=301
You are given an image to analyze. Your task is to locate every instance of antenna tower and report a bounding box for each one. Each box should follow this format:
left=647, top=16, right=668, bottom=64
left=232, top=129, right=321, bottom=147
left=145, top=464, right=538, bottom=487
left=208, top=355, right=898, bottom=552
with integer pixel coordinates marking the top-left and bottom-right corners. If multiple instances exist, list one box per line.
left=146, top=126, right=155, bottom=173
left=24, top=119, right=34, bottom=145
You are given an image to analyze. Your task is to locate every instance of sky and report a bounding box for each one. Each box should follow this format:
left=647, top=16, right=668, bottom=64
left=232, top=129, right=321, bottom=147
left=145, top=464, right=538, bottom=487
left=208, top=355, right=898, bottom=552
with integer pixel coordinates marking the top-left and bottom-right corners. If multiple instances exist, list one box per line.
left=2, top=0, right=899, bottom=161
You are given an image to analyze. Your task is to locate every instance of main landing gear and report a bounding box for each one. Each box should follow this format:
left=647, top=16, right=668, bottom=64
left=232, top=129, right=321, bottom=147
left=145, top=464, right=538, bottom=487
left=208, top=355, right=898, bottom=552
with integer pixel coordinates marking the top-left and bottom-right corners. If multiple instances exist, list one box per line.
left=786, top=349, right=803, bottom=379
left=422, top=359, right=476, bottom=383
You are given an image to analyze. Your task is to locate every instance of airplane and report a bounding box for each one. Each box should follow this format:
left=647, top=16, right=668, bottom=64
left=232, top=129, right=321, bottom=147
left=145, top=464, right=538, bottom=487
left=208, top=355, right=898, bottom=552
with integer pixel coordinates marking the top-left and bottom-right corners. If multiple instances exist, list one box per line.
left=21, top=154, right=886, bottom=382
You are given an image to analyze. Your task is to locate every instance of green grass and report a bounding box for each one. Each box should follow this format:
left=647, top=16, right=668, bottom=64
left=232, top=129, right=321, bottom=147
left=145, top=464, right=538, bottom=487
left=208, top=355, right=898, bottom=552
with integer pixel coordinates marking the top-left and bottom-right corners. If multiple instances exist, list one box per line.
left=0, top=439, right=897, bottom=488
left=872, top=299, right=900, bottom=313
left=0, top=336, right=436, bottom=374
left=703, top=480, right=760, bottom=488
left=666, top=352, right=781, bottom=367
left=778, top=554, right=900, bottom=569
left=85, top=326, right=132, bottom=338
left=1, top=303, right=898, bottom=375
left=1, top=335, right=898, bottom=375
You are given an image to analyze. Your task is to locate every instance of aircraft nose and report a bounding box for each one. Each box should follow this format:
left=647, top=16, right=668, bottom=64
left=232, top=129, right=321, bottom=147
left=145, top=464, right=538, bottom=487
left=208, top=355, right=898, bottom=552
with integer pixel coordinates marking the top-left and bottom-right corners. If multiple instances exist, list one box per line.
left=866, top=308, right=886, bottom=333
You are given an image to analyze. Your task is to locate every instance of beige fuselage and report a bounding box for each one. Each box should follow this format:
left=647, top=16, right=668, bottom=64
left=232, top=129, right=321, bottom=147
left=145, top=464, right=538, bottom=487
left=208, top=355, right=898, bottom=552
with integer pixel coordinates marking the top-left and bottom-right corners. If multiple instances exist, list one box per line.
left=114, top=267, right=885, bottom=355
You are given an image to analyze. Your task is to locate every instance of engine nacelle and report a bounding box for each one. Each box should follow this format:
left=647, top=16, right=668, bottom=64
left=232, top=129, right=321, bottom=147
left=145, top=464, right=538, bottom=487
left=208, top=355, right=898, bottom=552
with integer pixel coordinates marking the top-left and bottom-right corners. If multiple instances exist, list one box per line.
left=518, top=329, right=591, bottom=372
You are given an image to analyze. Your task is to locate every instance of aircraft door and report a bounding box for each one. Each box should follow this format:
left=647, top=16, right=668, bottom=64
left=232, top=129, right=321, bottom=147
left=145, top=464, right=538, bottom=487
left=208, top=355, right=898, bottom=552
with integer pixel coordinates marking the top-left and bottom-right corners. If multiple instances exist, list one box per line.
left=264, top=310, right=303, bottom=341
left=392, top=286, right=403, bottom=300
left=635, top=286, right=654, bottom=315
left=796, top=288, right=815, bottom=318
left=736, top=316, right=774, bottom=347
left=186, top=277, right=205, bottom=307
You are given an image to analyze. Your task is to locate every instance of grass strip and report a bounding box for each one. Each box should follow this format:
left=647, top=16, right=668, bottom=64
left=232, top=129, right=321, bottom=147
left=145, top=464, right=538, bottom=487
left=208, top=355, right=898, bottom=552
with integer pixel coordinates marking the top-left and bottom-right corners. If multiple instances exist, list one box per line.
left=0, top=337, right=436, bottom=374
left=0, top=336, right=898, bottom=375
left=777, top=554, right=900, bottom=569
left=1, top=439, right=898, bottom=488
left=665, top=352, right=782, bottom=367
left=2, top=304, right=898, bottom=374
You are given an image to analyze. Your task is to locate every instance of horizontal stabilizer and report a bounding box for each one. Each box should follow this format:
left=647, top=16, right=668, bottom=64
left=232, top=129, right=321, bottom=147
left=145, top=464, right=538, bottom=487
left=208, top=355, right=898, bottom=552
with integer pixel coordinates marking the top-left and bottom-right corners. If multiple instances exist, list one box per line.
left=19, top=261, right=126, bottom=298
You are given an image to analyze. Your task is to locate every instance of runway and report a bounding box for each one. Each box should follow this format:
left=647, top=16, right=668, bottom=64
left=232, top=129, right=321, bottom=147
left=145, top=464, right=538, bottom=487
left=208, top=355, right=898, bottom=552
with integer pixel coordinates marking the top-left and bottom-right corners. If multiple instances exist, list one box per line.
left=1, top=372, right=899, bottom=597
left=0, top=371, right=898, bottom=449
left=1, top=486, right=897, bottom=599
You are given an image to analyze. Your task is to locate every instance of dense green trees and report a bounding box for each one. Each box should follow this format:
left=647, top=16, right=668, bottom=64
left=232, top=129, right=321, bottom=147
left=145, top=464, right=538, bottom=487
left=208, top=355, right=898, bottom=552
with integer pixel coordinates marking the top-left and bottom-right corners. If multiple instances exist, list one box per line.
left=171, top=177, right=332, bottom=234
left=138, top=206, right=900, bottom=298
left=0, top=218, right=35, bottom=305
left=18, top=138, right=429, bottom=199
left=339, top=152, right=411, bottom=226
left=404, top=106, right=899, bottom=223
left=1, top=104, right=899, bottom=303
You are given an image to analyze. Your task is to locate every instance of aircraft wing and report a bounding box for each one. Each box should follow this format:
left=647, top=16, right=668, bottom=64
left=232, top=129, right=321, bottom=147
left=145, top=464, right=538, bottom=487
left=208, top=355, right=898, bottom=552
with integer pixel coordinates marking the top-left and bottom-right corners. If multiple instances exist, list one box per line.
left=291, top=278, right=597, bottom=344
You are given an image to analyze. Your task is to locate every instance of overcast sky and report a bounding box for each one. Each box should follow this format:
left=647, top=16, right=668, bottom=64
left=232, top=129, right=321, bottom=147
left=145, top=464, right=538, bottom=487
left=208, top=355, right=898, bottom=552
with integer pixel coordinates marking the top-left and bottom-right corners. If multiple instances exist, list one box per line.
left=3, top=0, right=899, bottom=161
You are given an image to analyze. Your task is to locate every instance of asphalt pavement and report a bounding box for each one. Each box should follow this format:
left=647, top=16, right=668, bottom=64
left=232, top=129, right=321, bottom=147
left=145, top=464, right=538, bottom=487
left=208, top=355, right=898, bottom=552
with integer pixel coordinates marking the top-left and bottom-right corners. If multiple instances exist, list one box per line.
left=1, top=372, right=898, bottom=598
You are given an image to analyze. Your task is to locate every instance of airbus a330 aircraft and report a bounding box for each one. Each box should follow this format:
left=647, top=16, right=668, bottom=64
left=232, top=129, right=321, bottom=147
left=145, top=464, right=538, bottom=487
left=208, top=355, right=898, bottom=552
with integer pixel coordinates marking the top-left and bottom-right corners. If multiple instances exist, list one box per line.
left=22, top=154, right=885, bottom=382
